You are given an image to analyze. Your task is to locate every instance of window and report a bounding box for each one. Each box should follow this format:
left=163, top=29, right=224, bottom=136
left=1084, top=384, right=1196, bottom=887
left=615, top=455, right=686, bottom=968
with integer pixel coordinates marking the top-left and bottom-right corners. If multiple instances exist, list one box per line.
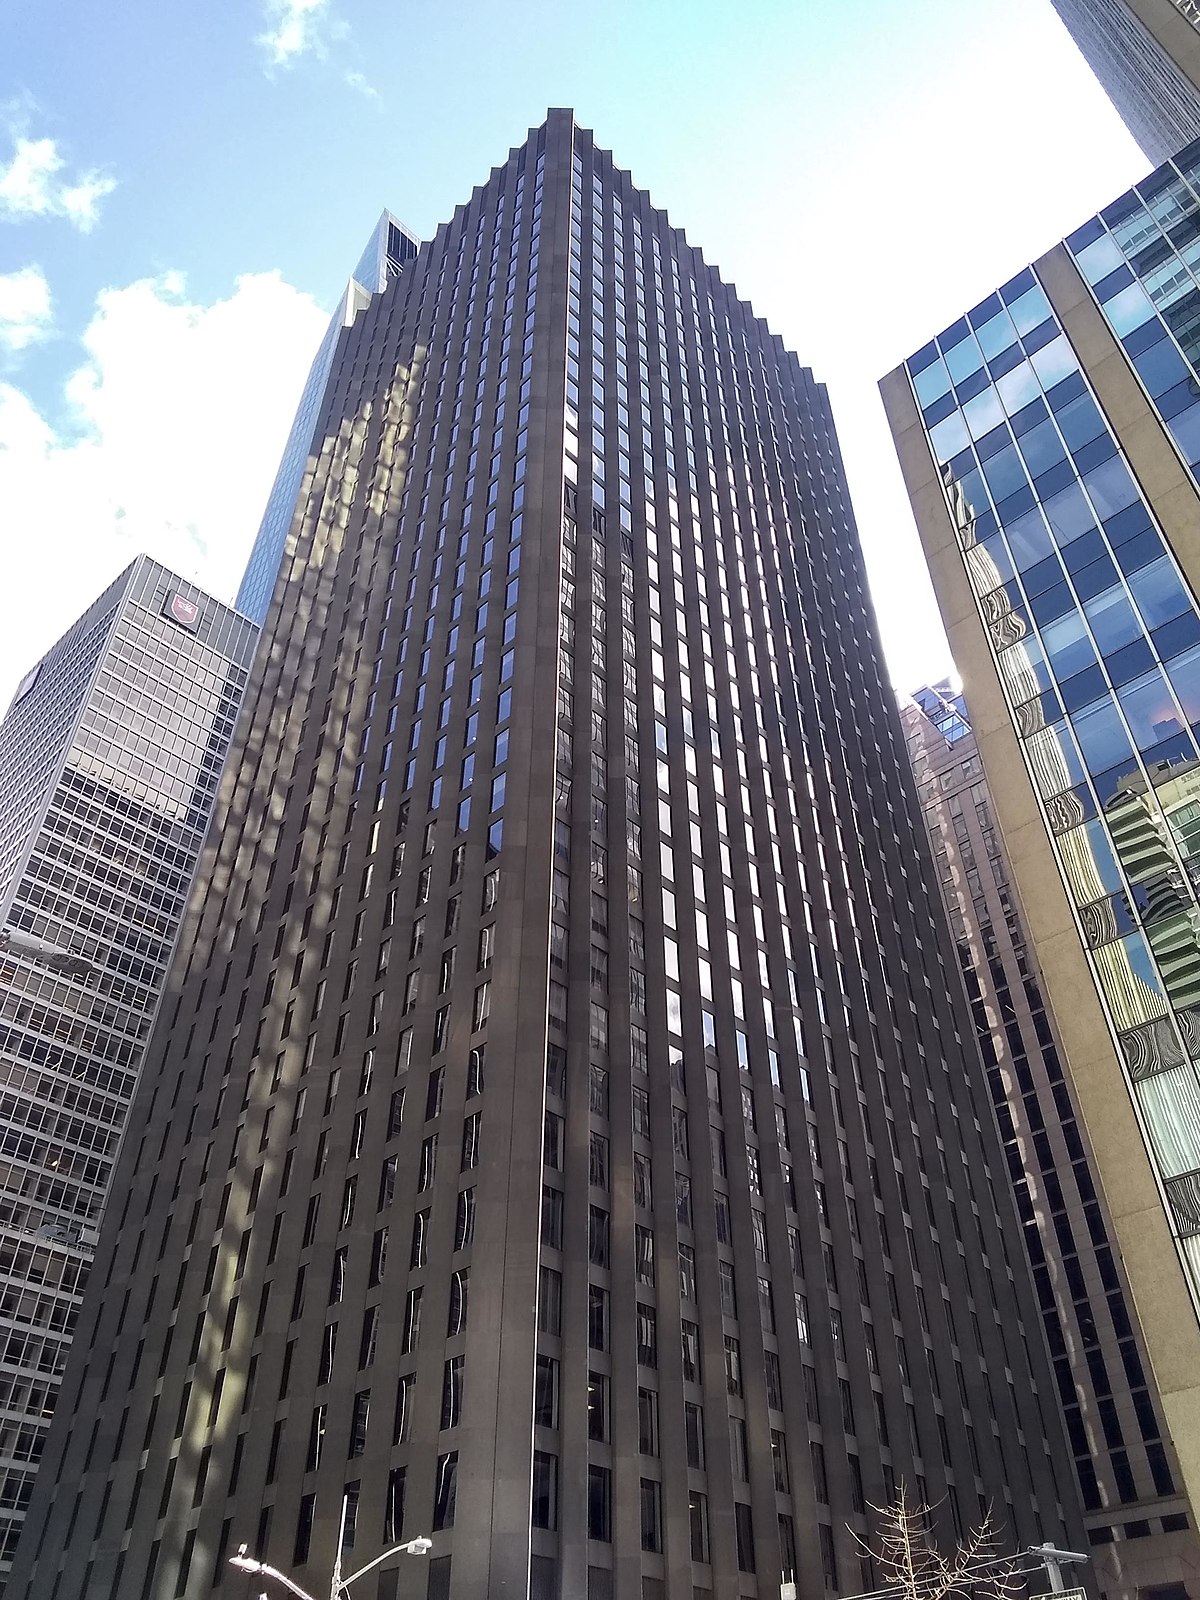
left=690, top=1492, right=710, bottom=1563
left=534, top=1355, right=559, bottom=1428
left=636, top=1304, right=657, bottom=1366
left=634, top=1151, right=652, bottom=1208
left=402, top=1289, right=422, bottom=1354
left=589, top=1285, right=609, bottom=1351
left=532, top=1452, right=558, bottom=1530
left=635, top=1225, right=655, bottom=1285
left=369, top=1227, right=388, bottom=1287
left=348, top=1391, right=370, bottom=1458
left=467, top=1044, right=486, bottom=1096
left=358, top=1306, right=378, bottom=1370
left=639, top=1478, right=662, bottom=1553
left=542, top=1186, right=564, bottom=1250
left=719, top=1261, right=737, bottom=1318
left=772, top=1430, right=790, bottom=1493
left=293, top=1494, right=316, bottom=1567
left=764, top=1349, right=783, bottom=1409
left=632, top=1085, right=651, bottom=1136
left=455, top=1187, right=475, bottom=1250
left=472, top=981, right=491, bottom=1030
left=306, top=1404, right=327, bottom=1471
left=461, top=1112, right=481, bottom=1170
left=425, top=1067, right=445, bottom=1121
left=679, top=1243, right=696, bottom=1299
left=730, top=1416, right=749, bottom=1481
left=735, top=1502, right=756, bottom=1574
left=681, top=1320, right=701, bottom=1382
left=589, top=1132, right=609, bottom=1189
left=433, top=1452, right=458, bottom=1530
left=441, top=1356, right=464, bottom=1430
left=724, top=1335, right=742, bottom=1396
left=587, top=1464, right=612, bottom=1542
left=589, top=1206, right=610, bottom=1267
left=418, top=1135, right=437, bottom=1191
left=590, top=1064, right=609, bottom=1115
left=380, top=1152, right=400, bottom=1209
left=447, top=1269, right=469, bottom=1335
left=538, top=1267, right=562, bottom=1336
left=411, top=1209, right=431, bottom=1269
left=384, top=1467, right=406, bottom=1543
left=685, top=1402, right=705, bottom=1468
left=588, top=1371, right=608, bottom=1440
left=638, top=1388, right=659, bottom=1455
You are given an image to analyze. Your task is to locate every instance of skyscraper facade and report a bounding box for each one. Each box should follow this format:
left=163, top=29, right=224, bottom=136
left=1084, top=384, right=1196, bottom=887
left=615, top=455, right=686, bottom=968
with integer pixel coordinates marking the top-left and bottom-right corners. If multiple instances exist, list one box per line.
left=903, top=684, right=1198, bottom=1595
left=1049, top=0, right=1200, bottom=166
left=236, top=210, right=419, bottom=626
left=16, top=112, right=1081, bottom=1600
left=882, top=139, right=1200, bottom=1538
left=0, top=557, right=256, bottom=1585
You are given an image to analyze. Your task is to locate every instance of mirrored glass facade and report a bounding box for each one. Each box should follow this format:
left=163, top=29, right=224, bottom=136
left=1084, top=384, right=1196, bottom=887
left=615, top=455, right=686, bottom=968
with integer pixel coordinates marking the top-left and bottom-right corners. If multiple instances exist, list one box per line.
left=0, top=558, right=255, bottom=1586
left=236, top=212, right=420, bottom=626
left=903, top=240, right=1200, bottom=1301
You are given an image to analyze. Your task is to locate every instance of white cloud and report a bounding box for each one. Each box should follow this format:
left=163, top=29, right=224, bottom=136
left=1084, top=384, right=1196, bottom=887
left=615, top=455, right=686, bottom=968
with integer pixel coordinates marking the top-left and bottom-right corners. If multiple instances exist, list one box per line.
left=257, top=0, right=340, bottom=66
left=0, top=135, right=116, bottom=231
left=343, top=70, right=380, bottom=102
left=0, top=265, right=51, bottom=352
left=0, top=269, right=328, bottom=705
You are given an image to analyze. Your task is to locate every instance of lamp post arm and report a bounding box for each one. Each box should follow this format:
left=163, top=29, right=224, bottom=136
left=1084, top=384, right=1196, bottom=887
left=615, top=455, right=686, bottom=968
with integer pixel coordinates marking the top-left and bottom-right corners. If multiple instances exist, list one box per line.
left=229, top=1553, right=320, bottom=1600
left=338, top=1539, right=433, bottom=1593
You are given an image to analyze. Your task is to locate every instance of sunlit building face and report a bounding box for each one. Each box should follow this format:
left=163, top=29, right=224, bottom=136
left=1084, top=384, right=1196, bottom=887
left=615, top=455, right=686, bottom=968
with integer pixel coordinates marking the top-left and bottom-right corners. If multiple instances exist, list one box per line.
left=884, top=136, right=1200, bottom=1552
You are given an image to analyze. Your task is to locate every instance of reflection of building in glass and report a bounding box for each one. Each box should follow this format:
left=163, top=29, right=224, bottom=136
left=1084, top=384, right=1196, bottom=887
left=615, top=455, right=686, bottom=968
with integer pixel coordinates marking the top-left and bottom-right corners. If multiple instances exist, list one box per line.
left=235, top=211, right=419, bottom=626
left=1049, top=0, right=1200, bottom=165
left=14, top=111, right=1083, bottom=1600
left=0, top=558, right=256, bottom=1587
left=903, top=689, right=1194, bottom=1590
left=883, top=138, right=1200, bottom=1552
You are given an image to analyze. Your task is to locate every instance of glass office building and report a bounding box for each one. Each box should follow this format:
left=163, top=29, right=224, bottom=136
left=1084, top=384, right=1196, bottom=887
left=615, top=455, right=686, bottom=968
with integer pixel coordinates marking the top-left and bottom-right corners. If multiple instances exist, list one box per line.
left=903, top=688, right=1196, bottom=1590
left=236, top=211, right=419, bottom=626
left=15, top=112, right=1081, bottom=1600
left=0, top=558, right=256, bottom=1586
left=883, top=139, right=1200, bottom=1548
left=1049, top=0, right=1200, bottom=167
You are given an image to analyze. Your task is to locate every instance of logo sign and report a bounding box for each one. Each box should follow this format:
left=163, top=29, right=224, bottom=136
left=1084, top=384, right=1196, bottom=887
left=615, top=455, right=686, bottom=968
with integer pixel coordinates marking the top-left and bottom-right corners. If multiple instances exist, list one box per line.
left=164, top=592, right=200, bottom=631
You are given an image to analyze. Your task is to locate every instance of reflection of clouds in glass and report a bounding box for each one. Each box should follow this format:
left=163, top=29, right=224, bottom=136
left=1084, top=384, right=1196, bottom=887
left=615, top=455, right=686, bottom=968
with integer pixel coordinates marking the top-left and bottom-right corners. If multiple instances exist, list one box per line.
left=1093, top=931, right=1169, bottom=1029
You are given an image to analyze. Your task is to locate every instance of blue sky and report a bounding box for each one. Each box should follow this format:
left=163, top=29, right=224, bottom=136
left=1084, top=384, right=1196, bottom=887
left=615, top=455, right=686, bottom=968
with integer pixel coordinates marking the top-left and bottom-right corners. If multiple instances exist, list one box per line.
left=1, top=0, right=1149, bottom=704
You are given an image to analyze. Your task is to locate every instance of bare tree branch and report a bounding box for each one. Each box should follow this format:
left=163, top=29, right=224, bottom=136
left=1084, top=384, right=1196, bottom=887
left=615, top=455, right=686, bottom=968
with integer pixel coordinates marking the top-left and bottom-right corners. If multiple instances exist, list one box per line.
left=852, top=1489, right=1025, bottom=1600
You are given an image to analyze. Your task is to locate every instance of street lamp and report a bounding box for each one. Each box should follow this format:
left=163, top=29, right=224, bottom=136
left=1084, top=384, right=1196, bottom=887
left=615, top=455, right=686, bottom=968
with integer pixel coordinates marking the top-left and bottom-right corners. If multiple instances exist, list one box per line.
left=229, top=1534, right=433, bottom=1600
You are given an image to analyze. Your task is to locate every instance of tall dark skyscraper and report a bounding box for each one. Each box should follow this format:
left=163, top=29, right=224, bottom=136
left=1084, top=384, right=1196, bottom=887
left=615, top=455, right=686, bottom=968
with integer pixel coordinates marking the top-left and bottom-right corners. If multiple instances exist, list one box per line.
left=0, top=558, right=256, bottom=1588
left=902, top=684, right=1198, bottom=1595
left=15, top=112, right=1082, bottom=1600
left=1049, top=0, right=1200, bottom=165
left=882, top=140, right=1200, bottom=1562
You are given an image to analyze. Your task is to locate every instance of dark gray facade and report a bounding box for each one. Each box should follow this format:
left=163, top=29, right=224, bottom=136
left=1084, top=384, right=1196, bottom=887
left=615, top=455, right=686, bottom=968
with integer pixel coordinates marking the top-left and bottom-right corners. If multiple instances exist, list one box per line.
left=13, top=113, right=1082, bottom=1600
left=903, top=685, right=1198, bottom=1597
left=0, top=558, right=256, bottom=1587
